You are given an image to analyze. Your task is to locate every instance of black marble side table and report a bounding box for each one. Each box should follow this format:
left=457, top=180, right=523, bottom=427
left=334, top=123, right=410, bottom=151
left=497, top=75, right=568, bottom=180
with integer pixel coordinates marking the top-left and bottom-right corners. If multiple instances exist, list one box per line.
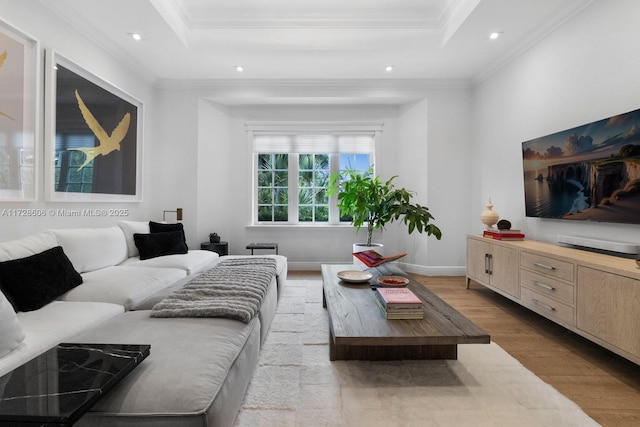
left=0, top=343, right=150, bottom=426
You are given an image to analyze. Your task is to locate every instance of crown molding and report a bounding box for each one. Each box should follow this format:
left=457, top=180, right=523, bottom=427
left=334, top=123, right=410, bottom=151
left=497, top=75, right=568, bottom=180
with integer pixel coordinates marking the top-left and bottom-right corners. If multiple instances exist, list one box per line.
left=156, top=78, right=473, bottom=90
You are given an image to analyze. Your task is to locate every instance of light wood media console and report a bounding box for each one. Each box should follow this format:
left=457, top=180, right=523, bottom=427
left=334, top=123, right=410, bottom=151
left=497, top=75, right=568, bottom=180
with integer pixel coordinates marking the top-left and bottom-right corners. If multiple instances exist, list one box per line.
left=467, top=235, right=640, bottom=365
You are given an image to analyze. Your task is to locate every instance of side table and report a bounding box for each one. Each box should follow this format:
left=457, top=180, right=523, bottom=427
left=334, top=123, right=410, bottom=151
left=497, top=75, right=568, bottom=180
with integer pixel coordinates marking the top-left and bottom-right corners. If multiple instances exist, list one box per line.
left=0, top=343, right=150, bottom=426
left=246, top=242, right=278, bottom=255
left=201, top=241, right=229, bottom=256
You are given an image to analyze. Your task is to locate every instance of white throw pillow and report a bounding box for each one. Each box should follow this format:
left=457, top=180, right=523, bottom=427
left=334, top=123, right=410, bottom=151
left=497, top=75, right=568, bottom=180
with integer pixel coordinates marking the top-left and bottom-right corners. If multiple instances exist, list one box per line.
left=0, top=291, right=26, bottom=358
left=117, top=220, right=150, bottom=258
left=0, top=231, right=57, bottom=262
left=51, top=227, right=128, bottom=273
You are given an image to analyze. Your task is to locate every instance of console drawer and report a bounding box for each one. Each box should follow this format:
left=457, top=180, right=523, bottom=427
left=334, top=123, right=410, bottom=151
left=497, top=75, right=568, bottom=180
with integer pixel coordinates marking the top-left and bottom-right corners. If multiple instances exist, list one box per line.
left=521, top=251, right=574, bottom=282
left=520, top=269, right=574, bottom=305
left=521, top=287, right=574, bottom=326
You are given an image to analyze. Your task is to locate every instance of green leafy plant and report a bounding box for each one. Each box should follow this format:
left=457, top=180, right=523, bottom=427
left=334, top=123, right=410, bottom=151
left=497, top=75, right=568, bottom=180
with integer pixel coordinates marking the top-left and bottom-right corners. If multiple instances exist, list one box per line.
left=328, top=168, right=442, bottom=246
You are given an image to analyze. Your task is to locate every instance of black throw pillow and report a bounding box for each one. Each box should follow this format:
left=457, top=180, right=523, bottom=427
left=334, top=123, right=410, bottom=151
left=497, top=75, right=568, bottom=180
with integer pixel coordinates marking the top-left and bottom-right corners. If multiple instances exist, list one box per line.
left=149, top=221, right=187, bottom=245
left=0, top=246, right=83, bottom=312
left=134, top=231, right=189, bottom=260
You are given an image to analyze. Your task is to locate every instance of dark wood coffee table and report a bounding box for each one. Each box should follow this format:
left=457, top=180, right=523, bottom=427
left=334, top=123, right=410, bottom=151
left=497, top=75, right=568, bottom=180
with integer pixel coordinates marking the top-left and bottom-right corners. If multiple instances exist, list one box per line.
left=322, top=264, right=490, bottom=361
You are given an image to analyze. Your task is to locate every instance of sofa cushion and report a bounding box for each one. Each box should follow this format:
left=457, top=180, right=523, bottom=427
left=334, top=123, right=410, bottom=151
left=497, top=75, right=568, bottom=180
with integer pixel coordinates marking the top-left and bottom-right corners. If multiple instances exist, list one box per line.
left=134, top=231, right=188, bottom=260
left=51, top=227, right=128, bottom=273
left=72, top=310, right=260, bottom=427
left=0, top=231, right=57, bottom=262
left=119, top=250, right=218, bottom=275
left=117, top=220, right=150, bottom=258
left=0, top=301, right=125, bottom=377
left=0, top=291, right=25, bottom=358
left=0, top=246, right=83, bottom=312
left=59, top=266, right=186, bottom=311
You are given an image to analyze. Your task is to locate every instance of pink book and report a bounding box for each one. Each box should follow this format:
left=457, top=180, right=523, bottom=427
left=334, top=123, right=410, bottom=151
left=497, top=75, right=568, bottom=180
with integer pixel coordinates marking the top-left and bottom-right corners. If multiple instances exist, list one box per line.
left=376, top=288, right=422, bottom=305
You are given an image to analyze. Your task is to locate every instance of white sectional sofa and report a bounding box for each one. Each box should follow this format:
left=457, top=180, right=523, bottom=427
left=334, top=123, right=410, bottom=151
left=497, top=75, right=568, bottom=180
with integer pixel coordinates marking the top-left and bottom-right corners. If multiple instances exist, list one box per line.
left=0, top=221, right=287, bottom=426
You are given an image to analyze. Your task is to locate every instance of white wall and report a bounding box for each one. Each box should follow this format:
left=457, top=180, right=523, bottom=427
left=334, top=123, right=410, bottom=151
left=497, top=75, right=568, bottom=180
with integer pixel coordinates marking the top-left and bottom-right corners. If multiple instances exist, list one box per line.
left=0, top=1, right=157, bottom=240
left=394, top=90, right=473, bottom=275
left=150, top=88, right=474, bottom=271
left=471, top=0, right=640, bottom=246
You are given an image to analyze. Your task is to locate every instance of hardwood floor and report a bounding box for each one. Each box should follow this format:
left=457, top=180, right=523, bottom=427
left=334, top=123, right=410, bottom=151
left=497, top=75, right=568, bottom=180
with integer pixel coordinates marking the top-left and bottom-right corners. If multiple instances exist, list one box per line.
left=289, top=270, right=640, bottom=426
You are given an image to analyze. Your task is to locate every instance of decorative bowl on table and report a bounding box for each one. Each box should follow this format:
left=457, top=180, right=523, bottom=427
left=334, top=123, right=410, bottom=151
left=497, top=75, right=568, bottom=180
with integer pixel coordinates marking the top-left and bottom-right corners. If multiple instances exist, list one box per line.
left=376, top=276, right=409, bottom=287
left=337, top=270, right=373, bottom=284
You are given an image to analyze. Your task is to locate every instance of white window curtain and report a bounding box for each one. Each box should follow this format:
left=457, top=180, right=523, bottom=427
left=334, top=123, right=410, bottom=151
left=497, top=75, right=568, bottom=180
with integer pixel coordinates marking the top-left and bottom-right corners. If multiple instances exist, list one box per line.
left=252, top=133, right=375, bottom=154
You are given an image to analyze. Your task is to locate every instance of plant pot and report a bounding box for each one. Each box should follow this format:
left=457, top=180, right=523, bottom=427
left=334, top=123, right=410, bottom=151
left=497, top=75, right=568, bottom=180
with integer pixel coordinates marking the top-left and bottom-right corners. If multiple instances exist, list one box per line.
left=353, top=243, right=383, bottom=267
left=209, top=235, right=221, bottom=243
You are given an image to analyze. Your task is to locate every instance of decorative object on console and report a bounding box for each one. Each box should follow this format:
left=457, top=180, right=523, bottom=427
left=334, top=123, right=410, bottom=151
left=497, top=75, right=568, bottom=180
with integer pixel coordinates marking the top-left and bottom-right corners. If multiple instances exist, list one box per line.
left=522, top=106, right=640, bottom=224
left=44, top=50, right=142, bottom=202
left=162, top=208, right=183, bottom=222
left=480, top=198, right=499, bottom=229
left=483, top=229, right=525, bottom=241
left=497, top=219, right=512, bottom=230
left=209, top=232, right=220, bottom=243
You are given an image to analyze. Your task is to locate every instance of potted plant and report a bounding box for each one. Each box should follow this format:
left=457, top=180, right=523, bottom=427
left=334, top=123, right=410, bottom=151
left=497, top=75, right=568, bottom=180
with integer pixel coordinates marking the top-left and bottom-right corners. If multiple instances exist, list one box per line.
left=328, top=168, right=442, bottom=248
left=209, top=233, right=221, bottom=243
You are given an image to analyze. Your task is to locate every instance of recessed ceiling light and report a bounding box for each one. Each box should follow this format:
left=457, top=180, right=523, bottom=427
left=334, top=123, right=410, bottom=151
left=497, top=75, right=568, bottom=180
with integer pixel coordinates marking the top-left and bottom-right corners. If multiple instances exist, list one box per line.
left=129, top=33, right=143, bottom=41
left=489, top=32, right=502, bottom=40
left=235, top=65, right=244, bottom=72
left=385, top=65, right=395, bottom=72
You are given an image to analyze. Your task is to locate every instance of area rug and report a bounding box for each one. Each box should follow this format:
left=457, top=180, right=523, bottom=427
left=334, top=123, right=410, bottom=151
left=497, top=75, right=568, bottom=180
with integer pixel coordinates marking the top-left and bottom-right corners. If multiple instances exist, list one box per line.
left=234, top=280, right=600, bottom=427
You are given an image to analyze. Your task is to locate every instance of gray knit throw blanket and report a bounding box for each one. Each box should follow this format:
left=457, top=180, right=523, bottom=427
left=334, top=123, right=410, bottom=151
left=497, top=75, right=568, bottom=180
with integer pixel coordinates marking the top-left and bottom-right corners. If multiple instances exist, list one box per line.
left=150, top=257, right=277, bottom=323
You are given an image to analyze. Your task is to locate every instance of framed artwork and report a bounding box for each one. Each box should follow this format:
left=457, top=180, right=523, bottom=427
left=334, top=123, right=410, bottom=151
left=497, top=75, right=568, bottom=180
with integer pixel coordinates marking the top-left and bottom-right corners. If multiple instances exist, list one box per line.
left=44, top=50, right=143, bottom=202
left=0, top=20, right=39, bottom=201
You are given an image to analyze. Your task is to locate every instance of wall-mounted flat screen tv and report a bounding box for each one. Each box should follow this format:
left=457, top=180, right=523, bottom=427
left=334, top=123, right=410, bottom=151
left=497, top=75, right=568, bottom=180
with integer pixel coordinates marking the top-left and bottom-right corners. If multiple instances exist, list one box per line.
left=522, top=107, right=640, bottom=224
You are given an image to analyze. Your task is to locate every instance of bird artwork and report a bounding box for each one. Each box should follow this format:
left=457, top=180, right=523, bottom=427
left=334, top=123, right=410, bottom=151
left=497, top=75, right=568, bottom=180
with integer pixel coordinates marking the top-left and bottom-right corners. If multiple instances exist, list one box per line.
left=0, top=50, right=15, bottom=121
left=72, top=89, right=131, bottom=171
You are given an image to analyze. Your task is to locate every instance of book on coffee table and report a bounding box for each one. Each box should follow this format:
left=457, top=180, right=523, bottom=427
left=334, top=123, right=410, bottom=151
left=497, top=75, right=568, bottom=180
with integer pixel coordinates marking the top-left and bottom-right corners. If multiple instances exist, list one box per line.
left=375, top=287, right=423, bottom=308
left=374, top=297, right=424, bottom=319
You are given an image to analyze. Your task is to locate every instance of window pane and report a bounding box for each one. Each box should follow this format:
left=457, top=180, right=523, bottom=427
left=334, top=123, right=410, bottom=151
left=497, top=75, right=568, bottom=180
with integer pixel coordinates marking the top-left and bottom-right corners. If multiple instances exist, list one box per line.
left=274, top=188, right=288, bottom=204
left=274, top=171, right=288, bottom=186
left=299, top=154, right=313, bottom=169
left=257, top=154, right=288, bottom=223
left=296, top=153, right=330, bottom=223
left=258, top=154, right=271, bottom=170
left=299, top=206, right=312, bottom=222
left=258, top=171, right=272, bottom=186
left=338, top=154, right=371, bottom=222
left=274, top=206, right=288, bottom=221
left=315, top=206, right=329, bottom=222
left=299, top=171, right=312, bottom=185
left=298, top=188, right=313, bottom=204
left=258, top=188, right=273, bottom=204
left=314, top=154, right=329, bottom=170
left=258, top=206, right=272, bottom=221
left=315, top=188, right=327, bottom=204
left=274, top=154, right=288, bottom=169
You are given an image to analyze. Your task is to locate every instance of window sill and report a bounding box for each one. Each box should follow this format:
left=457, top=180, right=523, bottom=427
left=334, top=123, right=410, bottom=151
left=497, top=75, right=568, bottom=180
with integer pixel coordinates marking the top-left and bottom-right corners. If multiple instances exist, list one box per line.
left=246, top=224, right=355, bottom=229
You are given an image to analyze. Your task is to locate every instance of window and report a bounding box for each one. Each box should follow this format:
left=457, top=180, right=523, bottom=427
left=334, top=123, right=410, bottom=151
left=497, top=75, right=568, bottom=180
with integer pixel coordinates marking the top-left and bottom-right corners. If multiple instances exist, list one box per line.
left=249, top=124, right=381, bottom=225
